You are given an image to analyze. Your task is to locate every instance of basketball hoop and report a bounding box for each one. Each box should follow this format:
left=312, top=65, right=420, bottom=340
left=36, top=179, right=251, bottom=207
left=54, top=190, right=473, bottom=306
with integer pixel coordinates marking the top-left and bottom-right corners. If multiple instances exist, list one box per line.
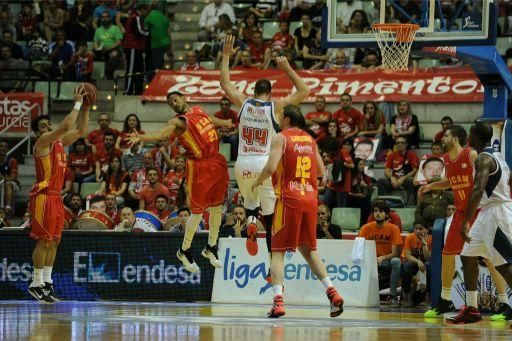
left=372, top=23, right=420, bottom=71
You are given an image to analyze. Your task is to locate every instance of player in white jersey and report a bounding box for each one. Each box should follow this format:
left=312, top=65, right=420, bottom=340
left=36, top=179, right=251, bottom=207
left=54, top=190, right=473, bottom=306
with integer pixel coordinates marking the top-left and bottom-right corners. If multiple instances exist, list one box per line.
left=220, top=35, right=310, bottom=260
left=446, top=121, right=512, bottom=324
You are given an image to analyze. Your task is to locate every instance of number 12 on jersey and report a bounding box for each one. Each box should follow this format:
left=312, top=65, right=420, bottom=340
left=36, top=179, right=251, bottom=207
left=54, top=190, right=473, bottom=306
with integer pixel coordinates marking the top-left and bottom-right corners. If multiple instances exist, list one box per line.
left=242, top=127, right=268, bottom=146
left=295, top=156, right=311, bottom=179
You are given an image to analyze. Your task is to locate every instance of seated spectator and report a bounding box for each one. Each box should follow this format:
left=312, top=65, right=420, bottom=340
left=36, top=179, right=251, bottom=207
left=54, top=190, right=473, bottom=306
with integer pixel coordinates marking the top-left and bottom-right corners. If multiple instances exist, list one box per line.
left=288, top=0, right=312, bottom=22
left=303, top=29, right=331, bottom=69
left=68, top=41, right=94, bottom=82
left=232, top=50, right=259, bottom=71
left=0, top=207, right=10, bottom=228
left=401, top=221, right=431, bottom=307
left=358, top=101, right=386, bottom=139
left=326, top=49, right=353, bottom=69
left=305, top=96, right=331, bottom=139
left=390, top=99, right=420, bottom=148
left=214, top=97, right=239, bottom=161
left=211, top=14, right=236, bottom=57
left=68, top=138, right=96, bottom=189
left=114, top=207, right=144, bottom=232
left=17, top=3, right=38, bottom=41
left=27, top=30, right=48, bottom=60
left=116, top=113, right=145, bottom=151
left=359, top=200, right=402, bottom=307
left=433, top=116, right=453, bottom=143
left=151, top=137, right=174, bottom=176
left=332, top=93, right=364, bottom=141
left=353, top=50, right=382, bottom=70
left=92, top=0, right=118, bottom=30
left=293, top=14, right=317, bottom=59
left=316, top=204, right=342, bottom=239
left=152, top=194, right=173, bottom=225
left=20, top=210, right=30, bottom=229
left=139, top=168, right=170, bottom=211
left=339, top=9, right=370, bottom=34
left=0, top=10, right=16, bottom=41
left=415, top=179, right=453, bottom=229
left=95, top=131, right=123, bottom=181
left=422, top=141, right=444, bottom=160
left=87, top=113, right=120, bottom=152
left=48, top=30, right=75, bottom=79
left=198, top=0, right=235, bottom=42
left=67, top=0, right=94, bottom=42
left=98, top=155, right=129, bottom=206
left=105, top=192, right=120, bottom=225
left=0, top=141, right=19, bottom=214
left=336, top=0, right=363, bottom=29
left=167, top=206, right=191, bottom=233
left=93, top=10, right=123, bottom=80
left=64, top=193, right=83, bottom=228
left=270, top=21, right=294, bottom=53
left=367, top=199, right=403, bottom=231
left=2, top=31, right=23, bottom=60
left=89, top=195, right=107, bottom=213
left=127, top=152, right=159, bottom=206
left=61, top=166, right=74, bottom=199
left=180, top=51, right=205, bottom=71
left=308, top=0, right=327, bottom=28
left=248, top=1, right=278, bottom=19
left=247, top=31, right=271, bottom=69
left=219, top=205, right=249, bottom=238
left=377, top=136, right=419, bottom=206
left=238, top=12, right=261, bottom=45
left=324, top=139, right=354, bottom=209
left=42, top=0, right=65, bottom=42
left=163, top=155, right=186, bottom=205
left=144, top=2, right=171, bottom=78
left=348, top=158, right=373, bottom=223
left=317, top=119, right=343, bottom=147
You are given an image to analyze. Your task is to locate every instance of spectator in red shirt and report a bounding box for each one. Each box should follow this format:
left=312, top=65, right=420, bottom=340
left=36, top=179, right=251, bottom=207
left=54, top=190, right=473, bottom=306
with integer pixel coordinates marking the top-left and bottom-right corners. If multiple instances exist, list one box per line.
left=163, top=155, right=186, bottom=205
left=68, top=138, right=96, bottom=191
left=214, top=96, right=239, bottom=161
left=152, top=194, right=173, bottom=224
left=271, top=21, right=294, bottom=52
left=98, top=155, right=129, bottom=206
left=359, top=101, right=386, bottom=139
left=0, top=141, right=19, bottom=214
left=139, top=168, right=170, bottom=211
left=116, top=113, right=145, bottom=151
left=233, top=50, right=259, bottom=71
left=17, top=3, right=38, bottom=40
left=348, top=158, right=373, bottom=223
left=247, top=31, right=270, bottom=69
left=86, top=113, right=120, bottom=152
left=390, top=99, right=420, bottom=148
left=433, top=116, right=453, bottom=143
left=95, top=130, right=122, bottom=181
left=324, top=139, right=355, bottom=208
left=105, top=192, right=120, bottom=225
left=332, top=93, right=363, bottom=140
left=305, top=96, right=331, bottom=139
left=180, top=51, right=205, bottom=71
left=377, top=136, right=419, bottom=206
left=151, top=137, right=174, bottom=176
left=238, top=12, right=261, bottom=45
left=68, top=40, right=94, bottom=82
left=128, top=152, right=161, bottom=204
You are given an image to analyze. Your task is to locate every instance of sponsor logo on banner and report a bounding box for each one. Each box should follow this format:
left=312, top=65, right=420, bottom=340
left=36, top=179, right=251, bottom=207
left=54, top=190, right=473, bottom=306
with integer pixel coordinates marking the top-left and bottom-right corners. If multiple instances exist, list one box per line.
left=0, top=258, right=32, bottom=281
left=73, top=252, right=201, bottom=285
left=0, top=93, right=44, bottom=132
left=212, top=239, right=379, bottom=307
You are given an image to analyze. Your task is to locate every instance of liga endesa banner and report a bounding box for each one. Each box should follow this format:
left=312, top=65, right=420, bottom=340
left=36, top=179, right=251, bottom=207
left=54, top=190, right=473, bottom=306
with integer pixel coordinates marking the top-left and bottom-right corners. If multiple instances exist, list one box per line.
left=0, top=92, right=43, bottom=132
left=143, top=67, right=488, bottom=103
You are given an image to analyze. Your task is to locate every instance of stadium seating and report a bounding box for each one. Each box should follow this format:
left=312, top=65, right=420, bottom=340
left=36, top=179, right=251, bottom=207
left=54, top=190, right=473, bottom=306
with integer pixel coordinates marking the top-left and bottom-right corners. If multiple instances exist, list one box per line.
left=394, top=208, right=416, bottom=232
left=263, top=21, right=280, bottom=40
left=80, top=182, right=102, bottom=199
left=331, top=207, right=361, bottom=232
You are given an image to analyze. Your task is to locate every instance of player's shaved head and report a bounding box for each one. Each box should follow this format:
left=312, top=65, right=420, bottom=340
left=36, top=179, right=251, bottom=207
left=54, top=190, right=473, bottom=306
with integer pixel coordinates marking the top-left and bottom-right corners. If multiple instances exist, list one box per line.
left=254, top=79, right=272, bottom=97
left=471, top=120, right=493, bottom=146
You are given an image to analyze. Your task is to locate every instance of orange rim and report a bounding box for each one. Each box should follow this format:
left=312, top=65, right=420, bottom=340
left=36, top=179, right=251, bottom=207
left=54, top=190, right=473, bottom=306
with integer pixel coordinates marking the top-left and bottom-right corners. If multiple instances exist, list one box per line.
left=373, top=23, right=420, bottom=43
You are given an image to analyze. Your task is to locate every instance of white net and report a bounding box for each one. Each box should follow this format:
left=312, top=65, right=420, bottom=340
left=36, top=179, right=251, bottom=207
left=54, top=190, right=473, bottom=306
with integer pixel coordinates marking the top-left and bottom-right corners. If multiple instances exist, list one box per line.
left=372, top=24, right=419, bottom=71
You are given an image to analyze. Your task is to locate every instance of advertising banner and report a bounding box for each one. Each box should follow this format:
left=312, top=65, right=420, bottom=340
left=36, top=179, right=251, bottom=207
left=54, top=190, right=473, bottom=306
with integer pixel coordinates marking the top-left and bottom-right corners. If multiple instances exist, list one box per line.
left=0, top=92, right=43, bottom=132
left=0, top=231, right=214, bottom=301
left=212, top=238, right=379, bottom=307
left=142, top=68, right=492, bottom=103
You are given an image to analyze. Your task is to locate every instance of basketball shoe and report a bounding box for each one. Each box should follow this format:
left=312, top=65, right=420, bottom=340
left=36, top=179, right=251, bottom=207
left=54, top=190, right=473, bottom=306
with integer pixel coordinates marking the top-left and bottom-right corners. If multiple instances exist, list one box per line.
left=201, top=244, right=222, bottom=268
left=177, top=248, right=200, bottom=273
left=490, top=303, right=512, bottom=321
left=445, top=306, right=482, bottom=324
left=424, top=297, right=456, bottom=318
left=268, top=295, right=285, bottom=318
left=326, top=287, right=344, bottom=317
left=43, top=282, right=60, bottom=302
left=246, top=216, right=258, bottom=256
left=28, top=286, right=54, bottom=304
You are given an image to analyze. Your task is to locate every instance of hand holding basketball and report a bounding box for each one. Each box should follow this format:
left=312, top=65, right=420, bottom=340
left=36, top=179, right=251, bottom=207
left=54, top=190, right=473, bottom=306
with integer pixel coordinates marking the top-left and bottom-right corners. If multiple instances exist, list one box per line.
left=74, top=82, right=97, bottom=108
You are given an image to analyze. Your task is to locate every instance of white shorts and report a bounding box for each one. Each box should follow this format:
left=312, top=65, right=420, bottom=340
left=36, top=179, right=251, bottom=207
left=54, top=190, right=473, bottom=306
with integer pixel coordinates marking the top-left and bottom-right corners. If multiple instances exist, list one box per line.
left=234, top=156, right=276, bottom=215
left=461, top=203, right=512, bottom=266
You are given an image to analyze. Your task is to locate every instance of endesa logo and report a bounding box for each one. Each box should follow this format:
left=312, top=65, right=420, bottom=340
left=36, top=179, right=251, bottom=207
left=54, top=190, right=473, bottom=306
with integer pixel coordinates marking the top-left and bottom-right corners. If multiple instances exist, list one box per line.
left=0, top=258, right=32, bottom=281
left=222, top=248, right=361, bottom=289
left=73, top=252, right=201, bottom=285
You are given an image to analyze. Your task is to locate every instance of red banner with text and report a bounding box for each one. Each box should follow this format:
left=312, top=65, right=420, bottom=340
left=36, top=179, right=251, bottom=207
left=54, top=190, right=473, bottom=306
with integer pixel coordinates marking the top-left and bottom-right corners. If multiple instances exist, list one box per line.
left=142, top=67, right=490, bottom=103
left=0, top=92, right=44, bottom=132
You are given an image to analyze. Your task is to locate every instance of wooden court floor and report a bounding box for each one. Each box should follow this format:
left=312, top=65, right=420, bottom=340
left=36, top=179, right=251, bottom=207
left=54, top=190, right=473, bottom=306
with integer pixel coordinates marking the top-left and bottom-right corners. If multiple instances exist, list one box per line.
left=0, top=301, right=510, bottom=340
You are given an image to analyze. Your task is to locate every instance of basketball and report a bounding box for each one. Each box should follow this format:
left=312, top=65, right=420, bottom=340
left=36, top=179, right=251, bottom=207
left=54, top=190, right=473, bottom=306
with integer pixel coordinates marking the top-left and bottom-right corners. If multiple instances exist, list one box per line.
left=74, top=82, right=97, bottom=107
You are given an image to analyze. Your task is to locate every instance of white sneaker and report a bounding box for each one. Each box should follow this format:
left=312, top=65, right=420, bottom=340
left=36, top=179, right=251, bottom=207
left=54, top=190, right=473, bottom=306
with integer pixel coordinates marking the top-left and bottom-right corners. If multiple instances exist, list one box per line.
left=176, top=248, right=200, bottom=273
left=201, top=244, right=222, bottom=268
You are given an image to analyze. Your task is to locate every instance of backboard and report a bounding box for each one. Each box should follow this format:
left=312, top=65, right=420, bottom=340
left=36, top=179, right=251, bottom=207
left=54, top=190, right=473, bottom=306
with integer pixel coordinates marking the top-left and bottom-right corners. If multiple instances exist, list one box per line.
left=322, top=0, right=497, bottom=48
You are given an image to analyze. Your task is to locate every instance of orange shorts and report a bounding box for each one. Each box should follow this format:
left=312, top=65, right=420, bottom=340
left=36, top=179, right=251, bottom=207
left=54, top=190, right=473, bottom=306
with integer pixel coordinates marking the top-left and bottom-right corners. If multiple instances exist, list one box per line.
left=272, top=200, right=317, bottom=252
left=186, top=153, right=229, bottom=214
left=443, top=209, right=478, bottom=255
left=29, top=193, right=65, bottom=241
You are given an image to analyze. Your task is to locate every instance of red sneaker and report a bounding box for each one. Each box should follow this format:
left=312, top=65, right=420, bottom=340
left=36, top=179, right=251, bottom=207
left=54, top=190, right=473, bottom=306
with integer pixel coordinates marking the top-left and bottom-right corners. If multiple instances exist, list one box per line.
left=326, top=287, right=344, bottom=318
left=268, top=295, right=285, bottom=318
left=445, top=306, right=482, bottom=324
left=246, top=218, right=258, bottom=256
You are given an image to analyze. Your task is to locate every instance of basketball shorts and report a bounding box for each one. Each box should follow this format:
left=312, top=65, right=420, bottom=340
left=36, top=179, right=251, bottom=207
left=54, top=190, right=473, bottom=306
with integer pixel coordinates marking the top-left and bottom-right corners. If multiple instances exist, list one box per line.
left=271, top=200, right=317, bottom=252
left=186, top=153, right=228, bottom=214
left=29, top=192, right=65, bottom=241
left=461, top=203, right=512, bottom=266
left=235, top=156, right=276, bottom=215
left=443, top=209, right=477, bottom=255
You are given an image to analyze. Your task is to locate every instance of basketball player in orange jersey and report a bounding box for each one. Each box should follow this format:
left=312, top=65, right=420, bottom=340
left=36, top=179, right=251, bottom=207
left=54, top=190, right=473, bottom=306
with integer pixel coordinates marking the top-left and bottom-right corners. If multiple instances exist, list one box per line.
left=28, top=86, right=90, bottom=303
left=251, top=105, right=344, bottom=318
left=126, top=90, right=233, bottom=272
left=420, top=125, right=509, bottom=318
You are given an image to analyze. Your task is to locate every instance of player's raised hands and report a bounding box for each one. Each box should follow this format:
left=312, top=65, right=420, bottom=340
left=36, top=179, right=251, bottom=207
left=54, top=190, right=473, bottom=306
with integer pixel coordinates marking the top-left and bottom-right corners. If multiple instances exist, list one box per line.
left=72, top=85, right=88, bottom=104
left=222, top=35, right=235, bottom=57
left=275, top=56, right=291, bottom=71
left=125, top=131, right=141, bottom=147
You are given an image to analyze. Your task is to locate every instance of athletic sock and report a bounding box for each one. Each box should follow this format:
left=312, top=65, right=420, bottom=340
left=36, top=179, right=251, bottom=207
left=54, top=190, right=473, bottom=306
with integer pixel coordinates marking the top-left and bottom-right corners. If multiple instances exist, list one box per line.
left=182, top=213, right=202, bottom=250
left=320, top=277, right=333, bottom=290
left=273, top=285, right=283, bottom=297
left=43, top=266, right=53, bottom=284
left=466, top=291, right=478, bottom=308
left=498, top=294, right=508, bottom=304
left=441, top=287, right=452, bottom=301
left=31, top=268, right=44, bottom=287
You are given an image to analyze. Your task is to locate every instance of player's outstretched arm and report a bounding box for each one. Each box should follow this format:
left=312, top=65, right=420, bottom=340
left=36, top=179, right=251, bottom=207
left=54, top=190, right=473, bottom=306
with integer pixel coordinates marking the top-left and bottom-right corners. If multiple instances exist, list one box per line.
left=125, top=117, right=185, bottom=146
left=252, top=134, right=284, bottom=191
left=275, top=56, right=311, bottom=118
left=62, top=106, right=90, bottom=147
left=220, top=35, right=247, bottom=108
left=210, top=115, right=233, bottom=129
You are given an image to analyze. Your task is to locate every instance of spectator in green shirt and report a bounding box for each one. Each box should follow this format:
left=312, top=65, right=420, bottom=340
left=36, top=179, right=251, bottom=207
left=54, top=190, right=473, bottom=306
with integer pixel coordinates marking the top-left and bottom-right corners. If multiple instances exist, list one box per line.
left=93, top=10, right=124, bottom=79
left=144, top=2, right=172, bottom=79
